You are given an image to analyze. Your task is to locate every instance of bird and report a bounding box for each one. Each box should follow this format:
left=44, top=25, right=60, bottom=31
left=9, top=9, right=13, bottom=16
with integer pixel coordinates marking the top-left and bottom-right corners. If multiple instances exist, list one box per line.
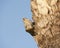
left=23, top=18, right=37, bottom=36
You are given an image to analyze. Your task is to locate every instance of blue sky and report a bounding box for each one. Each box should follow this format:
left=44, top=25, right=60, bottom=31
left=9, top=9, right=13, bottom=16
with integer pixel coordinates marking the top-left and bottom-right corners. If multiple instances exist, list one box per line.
left=0, top=0, right=38, bottom=48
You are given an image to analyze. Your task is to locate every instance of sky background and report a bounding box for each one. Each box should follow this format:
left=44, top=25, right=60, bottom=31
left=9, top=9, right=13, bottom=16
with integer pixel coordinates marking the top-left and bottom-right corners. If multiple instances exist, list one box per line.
left=0, top=0, right=38, bottom=48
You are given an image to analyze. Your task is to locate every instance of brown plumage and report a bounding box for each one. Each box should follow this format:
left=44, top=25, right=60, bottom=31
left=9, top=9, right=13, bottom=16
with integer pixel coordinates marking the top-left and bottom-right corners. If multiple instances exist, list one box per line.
left=23, top=18, right=37, bottom=36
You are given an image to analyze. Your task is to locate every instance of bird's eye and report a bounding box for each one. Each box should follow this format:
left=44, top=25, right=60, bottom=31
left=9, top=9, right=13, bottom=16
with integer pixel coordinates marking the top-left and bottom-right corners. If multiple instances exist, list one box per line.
left=48, top=10, right=50, bottom=14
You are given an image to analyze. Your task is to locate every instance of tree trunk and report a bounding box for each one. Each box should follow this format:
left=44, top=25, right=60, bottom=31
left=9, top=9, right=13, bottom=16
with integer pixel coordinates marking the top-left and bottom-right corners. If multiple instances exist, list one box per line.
left=23, top=0, right=60, bottom=48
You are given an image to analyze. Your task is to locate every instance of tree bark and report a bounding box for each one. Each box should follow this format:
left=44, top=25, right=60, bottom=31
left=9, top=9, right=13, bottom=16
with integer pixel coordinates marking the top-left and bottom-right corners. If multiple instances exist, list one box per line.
left=23, top=0, right=60, bottom=48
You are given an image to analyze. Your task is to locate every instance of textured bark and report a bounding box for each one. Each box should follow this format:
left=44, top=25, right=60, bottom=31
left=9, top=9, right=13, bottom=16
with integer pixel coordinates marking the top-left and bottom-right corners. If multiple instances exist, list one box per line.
left=23, top=0, right=60, bottom=48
